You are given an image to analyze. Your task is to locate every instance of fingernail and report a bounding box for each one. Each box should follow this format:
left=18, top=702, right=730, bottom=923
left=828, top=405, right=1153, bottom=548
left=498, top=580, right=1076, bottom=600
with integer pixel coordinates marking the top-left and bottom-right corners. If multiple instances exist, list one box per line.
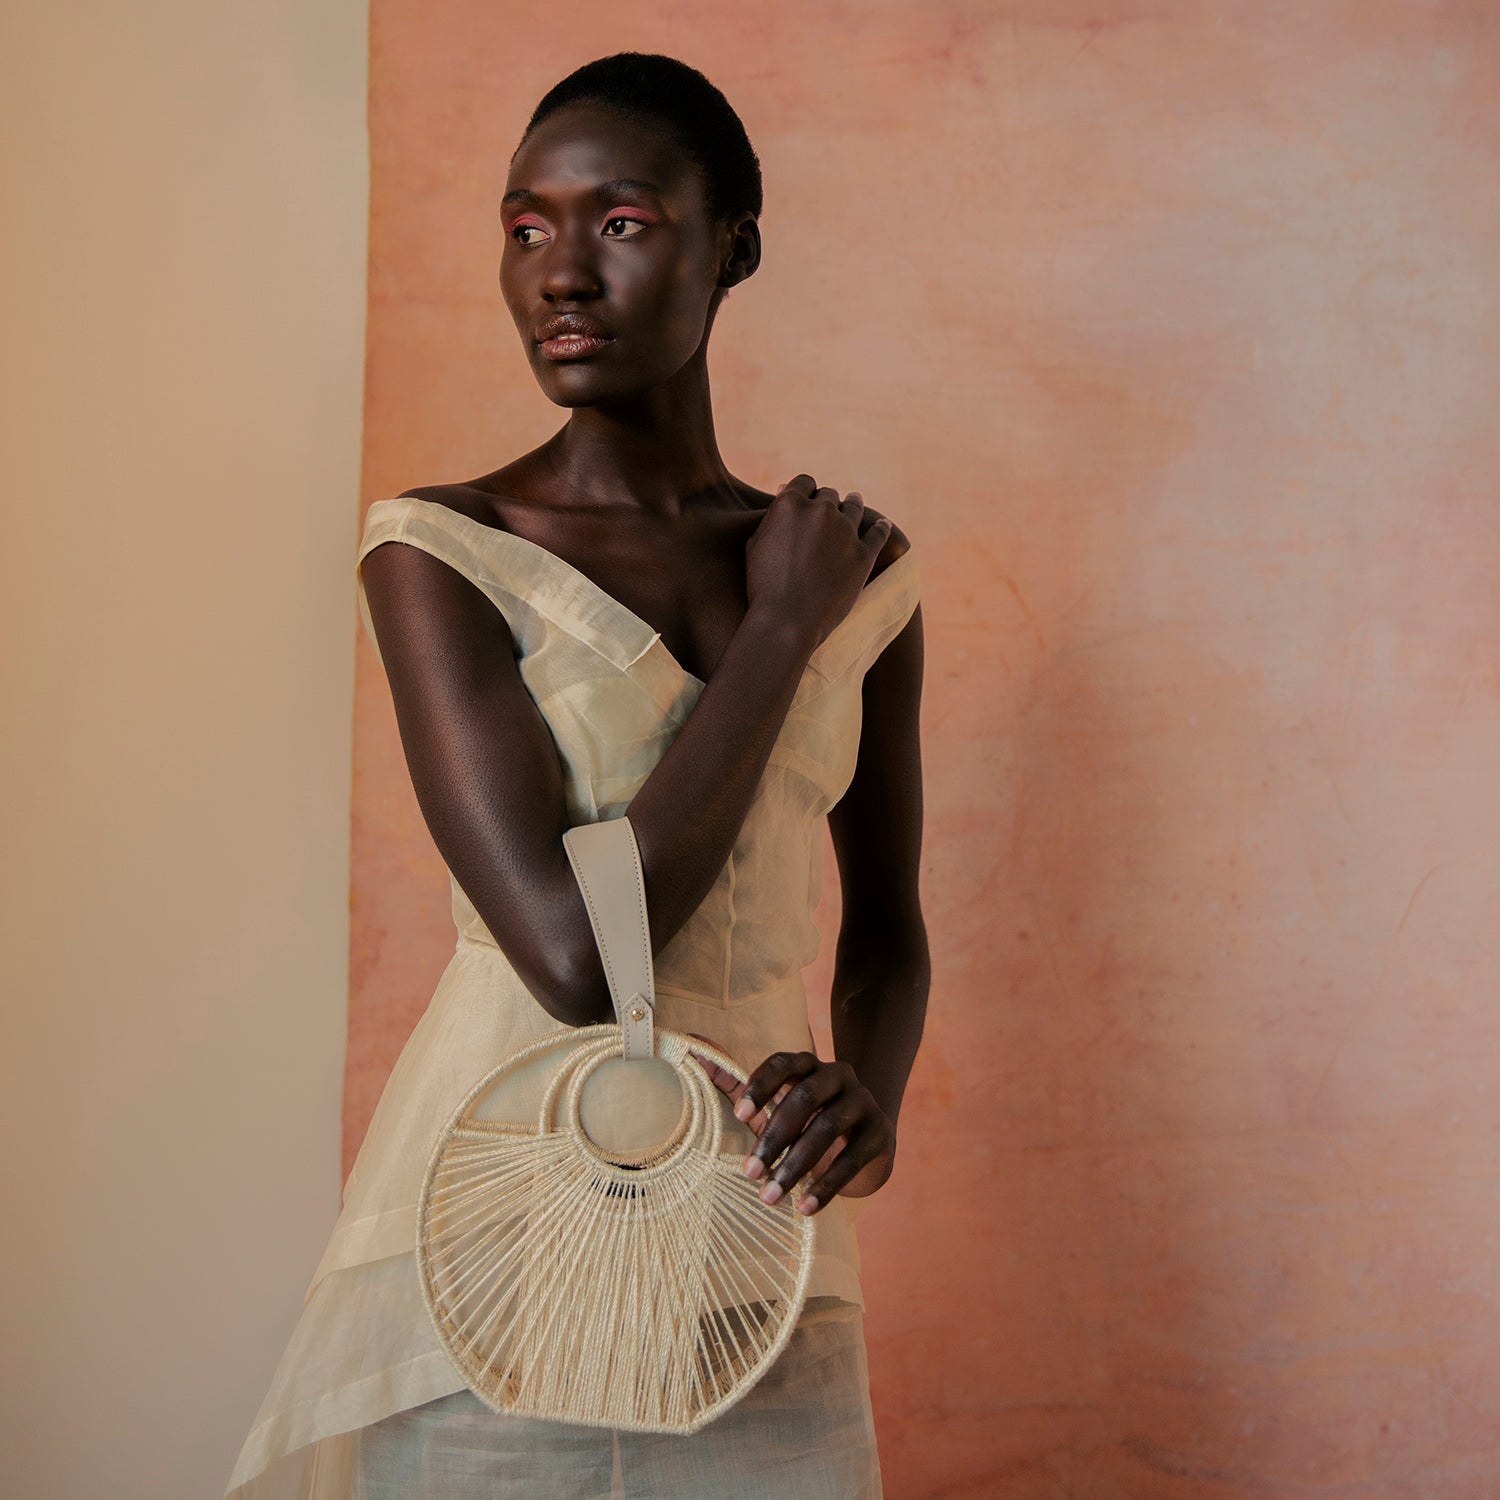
left=760, top=1181, right=784, bottom=1205
left=797, top=1195, right=819, bottom=1215
left=744, top=1155, right=764, bottom=1179
left=733, top=1098, right=754, bottom=1122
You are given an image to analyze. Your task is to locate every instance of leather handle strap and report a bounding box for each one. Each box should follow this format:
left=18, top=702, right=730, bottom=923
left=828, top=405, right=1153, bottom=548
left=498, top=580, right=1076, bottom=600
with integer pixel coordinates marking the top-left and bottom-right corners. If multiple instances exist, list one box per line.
left=561, top=815, right=656, bottom=1060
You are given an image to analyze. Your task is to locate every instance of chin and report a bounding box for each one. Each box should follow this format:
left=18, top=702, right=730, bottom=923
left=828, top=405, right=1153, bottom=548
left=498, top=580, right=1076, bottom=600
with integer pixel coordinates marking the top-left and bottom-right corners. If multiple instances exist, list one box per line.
left=537, top=372, right=654, bottom=409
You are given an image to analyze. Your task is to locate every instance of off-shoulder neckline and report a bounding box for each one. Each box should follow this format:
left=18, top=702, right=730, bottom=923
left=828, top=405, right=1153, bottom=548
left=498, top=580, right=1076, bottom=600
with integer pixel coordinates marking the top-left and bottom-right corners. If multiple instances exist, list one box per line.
left=368, top=494, right=917, bottom=693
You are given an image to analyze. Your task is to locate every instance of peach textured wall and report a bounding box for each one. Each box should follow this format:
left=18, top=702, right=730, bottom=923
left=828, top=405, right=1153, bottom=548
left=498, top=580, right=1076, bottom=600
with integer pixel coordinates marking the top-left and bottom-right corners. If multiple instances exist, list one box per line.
left=0, top=4, right=367, bottom=1496
left=352, top=4, right=1500, bottom=1495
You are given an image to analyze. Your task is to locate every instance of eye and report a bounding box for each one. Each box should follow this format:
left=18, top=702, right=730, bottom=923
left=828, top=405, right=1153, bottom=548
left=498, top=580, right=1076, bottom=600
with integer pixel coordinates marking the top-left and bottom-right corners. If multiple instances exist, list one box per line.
left=507, top=214, right=649, bottom=247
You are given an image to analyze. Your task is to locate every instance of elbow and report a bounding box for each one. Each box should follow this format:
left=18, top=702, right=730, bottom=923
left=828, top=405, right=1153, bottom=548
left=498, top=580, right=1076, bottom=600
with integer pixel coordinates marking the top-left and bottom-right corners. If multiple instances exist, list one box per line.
left=472, top=925, right=610, bottom=1030
left=547, top=946, right=617, bottom=1030
left=838, top=910, right=930, bottom=977
left=550, top=874, right=622, bottom=1028
left=469, top=870, right=620, bottom=1030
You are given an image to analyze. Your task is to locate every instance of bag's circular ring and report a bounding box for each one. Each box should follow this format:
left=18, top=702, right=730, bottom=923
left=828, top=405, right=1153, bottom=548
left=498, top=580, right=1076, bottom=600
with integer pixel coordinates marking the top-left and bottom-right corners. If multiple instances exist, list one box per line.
left=557, top=1034, right=716, bottom=1176
left=535, top=1033, right=695, bottom=1170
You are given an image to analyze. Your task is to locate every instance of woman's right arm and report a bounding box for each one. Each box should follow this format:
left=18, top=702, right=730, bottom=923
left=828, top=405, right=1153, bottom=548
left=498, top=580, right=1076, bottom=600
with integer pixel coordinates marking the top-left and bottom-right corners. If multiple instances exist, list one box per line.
left=358, top=478, right=890, bottom=1029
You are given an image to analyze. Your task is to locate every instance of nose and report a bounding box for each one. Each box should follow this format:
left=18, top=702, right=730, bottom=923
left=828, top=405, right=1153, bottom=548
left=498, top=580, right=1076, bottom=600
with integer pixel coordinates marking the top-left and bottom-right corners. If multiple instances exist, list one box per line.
left=540, top=220, right=603, bottom=303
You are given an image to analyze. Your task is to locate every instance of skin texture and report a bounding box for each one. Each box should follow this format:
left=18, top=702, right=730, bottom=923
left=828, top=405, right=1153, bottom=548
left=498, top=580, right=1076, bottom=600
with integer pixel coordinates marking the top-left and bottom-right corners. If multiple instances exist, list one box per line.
left=358, top=100, right=929, bottom=1217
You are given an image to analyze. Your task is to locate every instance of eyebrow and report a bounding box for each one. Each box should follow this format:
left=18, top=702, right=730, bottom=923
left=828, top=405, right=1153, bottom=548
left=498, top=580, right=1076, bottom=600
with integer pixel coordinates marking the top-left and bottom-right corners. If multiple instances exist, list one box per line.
left=500, top=177, right=665, bottom=211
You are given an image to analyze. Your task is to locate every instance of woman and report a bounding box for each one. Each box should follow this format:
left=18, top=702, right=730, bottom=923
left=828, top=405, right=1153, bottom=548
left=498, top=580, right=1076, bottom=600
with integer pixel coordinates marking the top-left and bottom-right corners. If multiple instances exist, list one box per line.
left=225, top=51, right=929, bottom=1500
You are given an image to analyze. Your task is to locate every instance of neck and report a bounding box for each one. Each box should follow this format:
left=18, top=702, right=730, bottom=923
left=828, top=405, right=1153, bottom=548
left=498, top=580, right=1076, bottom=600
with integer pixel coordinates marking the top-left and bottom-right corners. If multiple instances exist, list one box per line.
left=541, top=355, right=748, bottom=518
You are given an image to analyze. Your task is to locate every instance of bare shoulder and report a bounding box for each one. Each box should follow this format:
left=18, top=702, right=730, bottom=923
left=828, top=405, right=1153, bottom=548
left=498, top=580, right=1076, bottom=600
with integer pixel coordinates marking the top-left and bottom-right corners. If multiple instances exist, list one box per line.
left=366, top=481, right=516, bottom=596
left=362, top=482, right=513, bottom=648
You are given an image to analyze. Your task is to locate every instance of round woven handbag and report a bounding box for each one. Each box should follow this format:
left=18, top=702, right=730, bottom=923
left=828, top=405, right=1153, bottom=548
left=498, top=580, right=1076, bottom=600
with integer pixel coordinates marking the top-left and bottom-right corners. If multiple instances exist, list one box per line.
left=415, top=813, right=817, bottom=1435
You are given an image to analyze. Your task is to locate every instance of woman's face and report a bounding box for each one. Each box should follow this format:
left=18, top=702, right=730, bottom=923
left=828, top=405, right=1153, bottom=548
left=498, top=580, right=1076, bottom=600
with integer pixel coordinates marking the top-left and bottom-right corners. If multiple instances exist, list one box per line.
left=499, top=102, right=745, bottom=407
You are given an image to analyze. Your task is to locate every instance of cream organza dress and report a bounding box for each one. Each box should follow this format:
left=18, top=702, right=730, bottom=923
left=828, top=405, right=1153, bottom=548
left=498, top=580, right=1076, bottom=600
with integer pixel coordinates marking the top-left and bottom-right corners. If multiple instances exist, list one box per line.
left=224, top=496, right=921, bottom=1499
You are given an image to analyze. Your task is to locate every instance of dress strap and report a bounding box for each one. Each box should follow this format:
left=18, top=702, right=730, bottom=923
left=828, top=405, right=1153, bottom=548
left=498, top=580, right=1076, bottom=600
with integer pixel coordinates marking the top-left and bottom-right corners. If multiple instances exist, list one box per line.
left=804, top=549, right=921, bottom=691
left=354, top=496, right=660, bottom=679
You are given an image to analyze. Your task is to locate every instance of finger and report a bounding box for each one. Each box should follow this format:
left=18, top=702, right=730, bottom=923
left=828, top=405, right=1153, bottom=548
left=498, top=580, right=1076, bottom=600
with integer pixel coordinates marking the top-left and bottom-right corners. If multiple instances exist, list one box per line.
left=798, top=1123, right=883, bottom=1215
left=683, top=1033, right=742, bottom=1093
left=792, top=1135, right=852, bottom=1214
left=736, top=1067, right=815, bottom=1153
left=779, top=474, right=816, bottom=497
left=744, top=1065, right=845, bottom=1182
left=682, top=1038, right=772, bottom=1133
left=722, top=1079, right=788, bottom=1146
left=686, top=1044, right=723, bottom=1078
left=757, top=1103, right=862, bottom=1206
left=704, top=1062, right=741, bottom=1095
left=733, top=1050, right=817, bottom=1127
left=812, top=1135, right=848, bottom=1181
left=728, top=1082, right=795, bottom=1149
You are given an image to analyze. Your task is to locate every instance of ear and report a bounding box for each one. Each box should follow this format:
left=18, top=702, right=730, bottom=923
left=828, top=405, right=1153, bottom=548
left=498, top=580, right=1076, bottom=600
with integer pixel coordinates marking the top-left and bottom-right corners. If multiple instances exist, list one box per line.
left=719, top=212, right=761, bottom=289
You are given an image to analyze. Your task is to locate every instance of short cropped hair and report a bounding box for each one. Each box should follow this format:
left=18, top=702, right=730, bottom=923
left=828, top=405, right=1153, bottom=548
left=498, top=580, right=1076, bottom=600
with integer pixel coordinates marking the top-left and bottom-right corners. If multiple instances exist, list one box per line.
left=517, top=51, right=764, bottom=228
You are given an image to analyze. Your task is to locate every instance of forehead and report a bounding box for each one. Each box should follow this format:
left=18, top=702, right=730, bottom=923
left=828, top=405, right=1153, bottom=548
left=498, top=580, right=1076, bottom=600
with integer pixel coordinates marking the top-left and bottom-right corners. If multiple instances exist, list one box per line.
left=505, top=103, right=700, bottom=203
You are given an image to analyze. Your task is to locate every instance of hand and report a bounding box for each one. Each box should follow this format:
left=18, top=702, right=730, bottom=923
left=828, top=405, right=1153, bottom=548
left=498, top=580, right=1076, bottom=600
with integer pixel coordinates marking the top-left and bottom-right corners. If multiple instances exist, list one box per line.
left=684, top=1036, right=896, bottom=1218
left=744, top=475, right=892, bottom=654
left=682, top=1032, right=814, bottom=1181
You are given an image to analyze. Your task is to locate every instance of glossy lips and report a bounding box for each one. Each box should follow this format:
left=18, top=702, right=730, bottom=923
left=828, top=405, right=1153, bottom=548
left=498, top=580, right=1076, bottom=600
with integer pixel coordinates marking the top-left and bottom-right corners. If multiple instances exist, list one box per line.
left=536, top=312, right=615, bottom=361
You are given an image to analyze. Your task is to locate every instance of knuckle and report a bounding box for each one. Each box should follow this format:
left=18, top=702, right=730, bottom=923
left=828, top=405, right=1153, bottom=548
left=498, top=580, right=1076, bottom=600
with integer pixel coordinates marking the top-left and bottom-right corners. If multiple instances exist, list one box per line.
left=782, top=1078, right=821, bottom=1112
left=773, top=1118, right=846, bottom=1183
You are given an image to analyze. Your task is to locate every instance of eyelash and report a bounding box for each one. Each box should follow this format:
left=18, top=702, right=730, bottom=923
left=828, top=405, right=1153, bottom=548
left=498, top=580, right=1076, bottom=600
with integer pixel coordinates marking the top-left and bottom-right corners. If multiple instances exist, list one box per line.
left=510, top=215, right=649, bottom=247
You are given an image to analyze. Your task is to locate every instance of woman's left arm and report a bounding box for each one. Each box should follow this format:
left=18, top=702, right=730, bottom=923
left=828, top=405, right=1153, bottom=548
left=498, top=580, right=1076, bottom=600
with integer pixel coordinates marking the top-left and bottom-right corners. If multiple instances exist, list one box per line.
left=710, top=522, right=930, bottom=1216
